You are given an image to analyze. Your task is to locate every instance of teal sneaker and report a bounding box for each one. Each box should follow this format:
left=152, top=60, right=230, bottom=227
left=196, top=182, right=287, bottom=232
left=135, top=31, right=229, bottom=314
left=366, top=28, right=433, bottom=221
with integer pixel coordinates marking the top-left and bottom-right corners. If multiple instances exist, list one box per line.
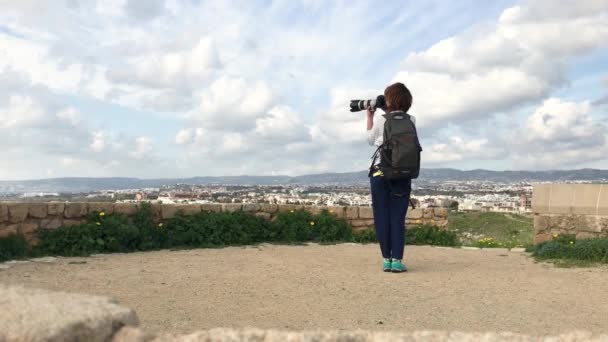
left=391, top=259, right=408, bottom=273
left=383, top=258, right=392, bottom=272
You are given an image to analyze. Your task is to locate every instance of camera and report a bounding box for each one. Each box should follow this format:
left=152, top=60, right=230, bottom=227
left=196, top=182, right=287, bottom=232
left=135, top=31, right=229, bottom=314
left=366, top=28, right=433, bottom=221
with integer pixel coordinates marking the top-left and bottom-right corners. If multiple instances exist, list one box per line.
left=349, top=95, right=385, bottom=112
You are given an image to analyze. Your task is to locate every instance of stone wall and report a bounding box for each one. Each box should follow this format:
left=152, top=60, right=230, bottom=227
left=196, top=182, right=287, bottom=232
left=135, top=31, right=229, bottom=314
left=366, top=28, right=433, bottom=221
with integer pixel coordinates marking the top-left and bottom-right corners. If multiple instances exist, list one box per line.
left=532, top=184, right=608, bottom=244
left=0, top=202, right=448, bottom=244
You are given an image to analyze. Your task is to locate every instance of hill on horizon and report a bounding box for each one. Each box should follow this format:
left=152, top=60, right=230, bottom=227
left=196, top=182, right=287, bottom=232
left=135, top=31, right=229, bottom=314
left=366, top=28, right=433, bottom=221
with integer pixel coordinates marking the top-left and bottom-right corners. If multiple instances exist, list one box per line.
left=1, top=168, right=608, bottom=194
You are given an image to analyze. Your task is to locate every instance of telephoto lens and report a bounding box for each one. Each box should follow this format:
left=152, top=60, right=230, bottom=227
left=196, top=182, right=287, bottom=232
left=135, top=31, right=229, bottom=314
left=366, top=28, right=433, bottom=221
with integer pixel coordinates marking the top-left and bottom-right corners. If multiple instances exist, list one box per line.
left=349, top=95, right=385, bottom=112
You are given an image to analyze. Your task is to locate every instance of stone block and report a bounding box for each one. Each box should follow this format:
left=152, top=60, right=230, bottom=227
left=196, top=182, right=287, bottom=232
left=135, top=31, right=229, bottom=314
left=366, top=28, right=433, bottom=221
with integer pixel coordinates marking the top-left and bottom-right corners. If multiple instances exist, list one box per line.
left=359, top=207, right=374, bottom=219
left=423, top=209, right=434, bottom=218
left=433, top=208, right=448, bottom=218
left=260, top=204, right=278, bottom=213
left=0, top=203, right=8, bottom=222
left=147, top=203, right=163, bottom=222
left=0, top=285, right=139, bottom=342
left=350, top=219, right=374, bottom=228
left=222, top=204, right=243, bottom=213
left=598, top=184, right=608, bottom=216
left=277, top=204, right=298, bottom=213
left=64, top=203, right=88, bottom=218
left=19, top=221, right=39, bottom=235
left=161, top=205, right=178, bottom=219
left=307, top=206, right=325, bottom=216
left=548, top=184, right=575, bottom=214
left=201, top=204, right=222, bottom=212
left=576, top=232, right=599, bottom=240
left=242, top=204, right=260, bottom=212
left=88, top=202, right=115, bottom=215
left=28, top=203, right=48, bottom=219
left=534, top=214, right=551, bottom=233
left=255, top=212, right=272, bottom=220
left=176, top=204, right=201, bottom=216
left=40, top=216, right=64, bottom=230
left=327, top=206, right=345, bottom=218
left=114, top=203, right=138, bottom=215
left=47, top=202, right=65, bottom=216
left=0, top=224, right=18, bottom=238
left=63, top=219, right=86, bottom=227
left=532, top=184, right=552, bottom=213
left=345, top=206, right=359, bottom=219
left=8, top=203, right=29, bottom=223
left=533, top=233, right=553, bottom=245
left=570, top=185, right=602, bottom=215
left=510, top=248, right=526, bottom=253
left=407, top=208, right=424, bottom=219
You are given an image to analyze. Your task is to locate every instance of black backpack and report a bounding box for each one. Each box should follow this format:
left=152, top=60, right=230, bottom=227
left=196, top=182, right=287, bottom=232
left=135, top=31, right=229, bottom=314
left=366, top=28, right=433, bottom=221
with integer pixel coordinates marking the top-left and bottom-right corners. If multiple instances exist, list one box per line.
left=370, top=111, right=422, bottom=180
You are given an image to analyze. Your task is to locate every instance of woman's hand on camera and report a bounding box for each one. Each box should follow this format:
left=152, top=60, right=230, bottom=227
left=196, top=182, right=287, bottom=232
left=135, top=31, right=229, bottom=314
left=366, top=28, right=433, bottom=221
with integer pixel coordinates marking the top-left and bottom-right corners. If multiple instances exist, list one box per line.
left=367, top=106, right=375, bottom=117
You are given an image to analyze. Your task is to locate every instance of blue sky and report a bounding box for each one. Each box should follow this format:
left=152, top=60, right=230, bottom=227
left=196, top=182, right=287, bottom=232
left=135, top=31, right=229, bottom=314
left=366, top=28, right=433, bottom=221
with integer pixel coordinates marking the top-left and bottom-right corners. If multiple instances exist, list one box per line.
left=0, top=0, right=607, bottom=180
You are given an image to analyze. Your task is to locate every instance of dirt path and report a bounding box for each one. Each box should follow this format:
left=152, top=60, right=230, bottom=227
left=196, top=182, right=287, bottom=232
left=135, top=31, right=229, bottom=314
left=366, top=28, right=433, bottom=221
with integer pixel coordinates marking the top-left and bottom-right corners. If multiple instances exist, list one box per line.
left=1, top=244, right=607, bottom=335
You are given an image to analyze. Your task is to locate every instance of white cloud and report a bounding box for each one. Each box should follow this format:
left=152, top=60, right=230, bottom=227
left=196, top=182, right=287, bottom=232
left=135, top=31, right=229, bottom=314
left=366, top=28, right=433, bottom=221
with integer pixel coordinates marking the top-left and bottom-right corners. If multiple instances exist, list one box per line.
left=175, top=129, right=193, bottom=145
left=90, top=131, right=107, bottom=153
left=130, top=137, right=153, bottom=159
left=0, top=95, right=46, bottom=128
left=393, top=1, right=608, bottom=128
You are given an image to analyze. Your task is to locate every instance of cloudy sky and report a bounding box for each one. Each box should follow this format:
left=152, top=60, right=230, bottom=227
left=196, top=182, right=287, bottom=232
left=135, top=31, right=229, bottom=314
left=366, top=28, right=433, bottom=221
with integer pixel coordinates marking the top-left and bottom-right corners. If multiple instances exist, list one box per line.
left=1, top=0, right=607, bottom=180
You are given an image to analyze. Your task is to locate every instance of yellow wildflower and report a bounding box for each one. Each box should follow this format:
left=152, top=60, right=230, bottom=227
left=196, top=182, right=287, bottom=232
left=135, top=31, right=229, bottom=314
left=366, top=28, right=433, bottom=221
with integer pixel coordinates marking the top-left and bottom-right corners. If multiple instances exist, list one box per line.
left=99, top=212, right=106, bottom=217
left=96, top=222, right=101, bottom=226
left=290, top=210, right=294, bottom=213
left=552, top=233, right=559, bottom=238
left=310, top=221, right=315, bottom=226
left=569, top=241, right=574, bottom=244
left=329, top=210, right=334, bottom=214
left=158, top=223, right=164, bottom=228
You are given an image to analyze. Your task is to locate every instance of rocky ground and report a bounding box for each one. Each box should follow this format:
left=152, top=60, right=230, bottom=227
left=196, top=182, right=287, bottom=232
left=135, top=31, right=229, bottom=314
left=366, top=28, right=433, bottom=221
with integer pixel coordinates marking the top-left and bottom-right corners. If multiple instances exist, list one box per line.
left=1, top=244, right=607, bottom=336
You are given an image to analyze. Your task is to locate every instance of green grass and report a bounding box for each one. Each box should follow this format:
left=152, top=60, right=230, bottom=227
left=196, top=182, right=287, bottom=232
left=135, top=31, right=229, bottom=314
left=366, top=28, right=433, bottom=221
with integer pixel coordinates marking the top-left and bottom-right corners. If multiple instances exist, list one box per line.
left=448, top=212, right=533, bottom=248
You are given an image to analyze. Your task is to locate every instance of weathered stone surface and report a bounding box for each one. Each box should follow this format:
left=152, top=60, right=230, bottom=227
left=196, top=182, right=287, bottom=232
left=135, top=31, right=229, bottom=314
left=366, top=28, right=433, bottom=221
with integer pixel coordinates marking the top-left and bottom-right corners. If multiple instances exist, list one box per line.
left=222, top=204, right=243, bottom=212
left=407, top=208, right=424, bottom=219
left=510, top=248, right=527, bottom=253
left=148, top=203, right=163, bottom=222
left=201, top=204, right=222, bottom=213
left=461, top=246, right=481, bottom=250
left=48, top=202, right=65, bottom=216
left=18, top=222, right=39, bottom=235
left=277, top=204, right=298, bottom=212
left=150, top=329, right=607, bottom=342
left=306, top=206, right=325, bottom=216
left=28, top=203, right=48, bottom=219
left=0, top=203, right=8, bottom=222
left=260, top=204, right=278, bottom=213
left=88, top=202, right=115, bottom=215
left=423, top=209, right=434, bottom=218
left=64, top=203, right=88, bottom=218
left=242, top=204, right=260, bottom=212
left=176, top=204, right=201, bottom=216
left=0, top=224, right=18, bottom=238
left=345, top=206, right=359, bottom=219
left=40, top=216, right=64, bottom=230
left=576, top=232, right=599, bottom=240
left=433, top=208, right=449, bottom=218
left=112, top=327, right=150, bottom=342
left=359, top=207, right=374, bottom=219
left=350, top=219, right=374, bottom=228
left=534, top=233, right=553, bottom=245
left=0, top=285, right=139, bottom=342
left=114, top=203, right=138, bottom=215
left=161, top=205, right=178, bottom=220
left=8, top=203, right=29, bottom=223
left=327, top=206, right=345, bottom=218
left=254, top=212, right=272, bottom=220
left=63, top=219, right=86, bottom=227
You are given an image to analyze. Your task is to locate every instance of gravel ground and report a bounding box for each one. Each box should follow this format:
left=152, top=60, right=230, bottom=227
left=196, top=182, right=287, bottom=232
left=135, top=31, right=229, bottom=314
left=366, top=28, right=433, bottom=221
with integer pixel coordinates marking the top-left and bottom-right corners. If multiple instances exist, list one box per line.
left=1, top=244, right=607, bottom=335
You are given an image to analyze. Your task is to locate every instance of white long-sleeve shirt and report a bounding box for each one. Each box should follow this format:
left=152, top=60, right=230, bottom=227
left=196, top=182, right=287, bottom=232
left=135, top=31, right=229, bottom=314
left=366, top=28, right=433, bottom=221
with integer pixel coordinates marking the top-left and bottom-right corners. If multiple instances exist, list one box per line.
left=367, top=112, right=417, bottom=147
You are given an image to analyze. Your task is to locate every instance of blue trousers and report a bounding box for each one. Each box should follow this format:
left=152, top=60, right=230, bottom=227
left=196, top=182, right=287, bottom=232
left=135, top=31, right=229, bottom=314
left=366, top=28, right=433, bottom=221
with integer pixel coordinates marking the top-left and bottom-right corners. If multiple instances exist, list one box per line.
left=370, top=175, right=411, bottom=260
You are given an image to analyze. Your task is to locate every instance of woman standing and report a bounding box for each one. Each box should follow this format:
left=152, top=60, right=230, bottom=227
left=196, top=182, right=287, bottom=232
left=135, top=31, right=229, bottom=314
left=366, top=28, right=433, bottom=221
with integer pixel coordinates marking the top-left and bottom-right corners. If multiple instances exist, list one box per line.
left=366, top=82, right=415, bottom=273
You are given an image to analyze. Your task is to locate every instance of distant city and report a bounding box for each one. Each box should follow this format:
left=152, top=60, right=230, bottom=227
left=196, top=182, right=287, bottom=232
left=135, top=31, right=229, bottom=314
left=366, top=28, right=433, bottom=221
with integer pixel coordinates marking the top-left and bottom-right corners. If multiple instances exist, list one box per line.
left=2, top=168, right=608, bottom=214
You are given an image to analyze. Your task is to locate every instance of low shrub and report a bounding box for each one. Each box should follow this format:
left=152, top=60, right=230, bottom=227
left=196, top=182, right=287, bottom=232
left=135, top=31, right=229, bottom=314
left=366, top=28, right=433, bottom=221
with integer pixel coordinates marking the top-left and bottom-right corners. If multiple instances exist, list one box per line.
left=0, top=234, right=30, bottom=262
left=532, top=235, right=608, bottom=263
left=407, top=225, right=460, bottom=247
left=352, top=229, right=377, bottom=244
